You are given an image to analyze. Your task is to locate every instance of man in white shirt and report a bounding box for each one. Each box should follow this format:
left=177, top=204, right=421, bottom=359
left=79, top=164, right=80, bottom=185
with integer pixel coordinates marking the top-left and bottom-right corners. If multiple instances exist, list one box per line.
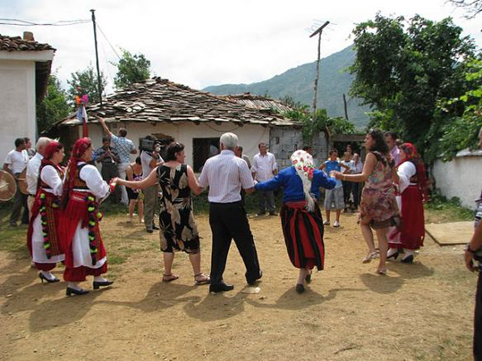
left=26, top=137, right=51, bottom=217
left=251, top=142, right=278, bottom=216
left=140, top=136, right=164, bottom=233
left=24, top=137, right=36, bottom=159
left=199, top=133, right=262, bottom=293
left=385, top=131, right=401, bottom=166
left=3, top=138, right=29, bottom=226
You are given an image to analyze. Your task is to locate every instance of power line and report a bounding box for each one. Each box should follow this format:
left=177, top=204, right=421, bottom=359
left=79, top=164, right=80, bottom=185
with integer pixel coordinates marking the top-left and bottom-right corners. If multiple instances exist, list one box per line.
left=0, top=18, right=90, bottom=26
left=96, top=23, right=121, bottom=60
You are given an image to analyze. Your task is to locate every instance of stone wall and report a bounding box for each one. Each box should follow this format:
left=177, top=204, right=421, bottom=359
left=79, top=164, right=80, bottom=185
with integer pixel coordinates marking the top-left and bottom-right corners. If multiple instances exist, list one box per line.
left=269, top=128, right=328, bottom=170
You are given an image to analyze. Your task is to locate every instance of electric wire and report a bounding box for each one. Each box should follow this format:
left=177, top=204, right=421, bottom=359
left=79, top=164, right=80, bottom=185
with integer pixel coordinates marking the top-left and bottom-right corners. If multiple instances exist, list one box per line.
left=96, top=23, right=121, bottom=60
left=0, top=18, right=90, bottom=26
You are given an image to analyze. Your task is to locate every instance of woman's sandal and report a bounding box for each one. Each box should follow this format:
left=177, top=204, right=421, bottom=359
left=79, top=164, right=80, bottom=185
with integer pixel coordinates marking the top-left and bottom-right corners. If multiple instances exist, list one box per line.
left=362, top=252, right=378, bottom=264
left=194, top=273, right=210, bottom=285
left=376, top=268, right=387, bottom=275
left=162, top=274, right=179, bottom=283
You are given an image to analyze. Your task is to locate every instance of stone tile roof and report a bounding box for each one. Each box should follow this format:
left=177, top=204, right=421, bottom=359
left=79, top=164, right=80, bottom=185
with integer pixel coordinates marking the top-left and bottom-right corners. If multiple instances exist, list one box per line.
left=220, top=93, right=294, bottom=113
left=55, top=77, right=299, bottom=128
left=0, top=34, right=56, bottom=52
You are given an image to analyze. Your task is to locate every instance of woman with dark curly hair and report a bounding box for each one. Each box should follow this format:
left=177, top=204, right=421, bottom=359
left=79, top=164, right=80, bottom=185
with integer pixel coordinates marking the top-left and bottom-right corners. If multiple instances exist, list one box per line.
left=116, top=142, right=209, bottom=285
left=332, top=129, right=399, bottom=274
left=387, top=143, right=427, bottom=263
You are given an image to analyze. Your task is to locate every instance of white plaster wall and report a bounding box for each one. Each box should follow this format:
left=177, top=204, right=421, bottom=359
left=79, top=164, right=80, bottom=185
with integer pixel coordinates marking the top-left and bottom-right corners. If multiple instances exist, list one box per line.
left=0, top=60, right=36, bottom=164
left=432, top=156, right=482, bottom=209
left=83, top=121, right=270, bottom=167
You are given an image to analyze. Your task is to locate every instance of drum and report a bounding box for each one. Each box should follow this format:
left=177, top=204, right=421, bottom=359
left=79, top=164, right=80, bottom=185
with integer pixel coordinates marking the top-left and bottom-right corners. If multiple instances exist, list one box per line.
left=0, top=170, right=17, bottom=201
left=17, top=168, right=28, bottom=195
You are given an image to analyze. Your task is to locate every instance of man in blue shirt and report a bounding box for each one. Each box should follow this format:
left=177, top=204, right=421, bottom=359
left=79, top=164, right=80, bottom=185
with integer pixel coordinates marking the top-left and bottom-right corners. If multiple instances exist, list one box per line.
left=97, top=117, right=137, bottom=205
left=319, top=149, right=350, bottom=227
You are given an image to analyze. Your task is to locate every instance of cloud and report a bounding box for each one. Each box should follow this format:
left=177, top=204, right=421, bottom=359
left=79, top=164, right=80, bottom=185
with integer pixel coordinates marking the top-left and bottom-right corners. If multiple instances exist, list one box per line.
left=0, top=0, right=480, bottom=93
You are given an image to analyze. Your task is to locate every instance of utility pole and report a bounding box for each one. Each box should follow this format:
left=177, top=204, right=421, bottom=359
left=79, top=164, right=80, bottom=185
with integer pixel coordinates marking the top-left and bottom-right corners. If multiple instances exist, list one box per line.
left=343, top=93, right=349, bottom=120
left=310, top=21, right=329, bottom=120
left=91, top=9, right=103, bottom=106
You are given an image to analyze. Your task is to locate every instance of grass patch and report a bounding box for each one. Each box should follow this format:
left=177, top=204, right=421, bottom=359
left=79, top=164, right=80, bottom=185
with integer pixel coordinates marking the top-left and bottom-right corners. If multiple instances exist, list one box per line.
left=425, top=194, right=473, bottom=223
left=107, top=254, right=127, bottom=265
left=0, top=209, right=29, bottom=259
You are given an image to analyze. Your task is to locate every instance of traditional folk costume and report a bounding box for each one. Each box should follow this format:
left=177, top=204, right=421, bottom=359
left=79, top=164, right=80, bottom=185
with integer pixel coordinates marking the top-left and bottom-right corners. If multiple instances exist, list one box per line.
left=26, top=142, right=65, bottom=283
left=255, top=150, right=336, bottom=292
left=59, top=138, right=113, bottom=295
left=388, top=143, right=427, bottom=263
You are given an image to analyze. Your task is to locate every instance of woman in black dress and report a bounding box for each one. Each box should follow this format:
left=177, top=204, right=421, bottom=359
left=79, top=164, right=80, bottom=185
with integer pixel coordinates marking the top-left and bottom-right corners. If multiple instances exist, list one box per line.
left=116, top=142, right=209, bottom=285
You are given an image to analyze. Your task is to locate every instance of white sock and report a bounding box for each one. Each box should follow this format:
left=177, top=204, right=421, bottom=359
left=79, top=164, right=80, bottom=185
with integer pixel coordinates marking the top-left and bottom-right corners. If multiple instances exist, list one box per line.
left=387, top=248, right=398, bottom=257
left=68, top=282, right=81, bottom=291
left=40, top=271, right=55, bottom=280
left=403, top=249, right=414, bottom=256
left=94, top=276, right=108, bottom=282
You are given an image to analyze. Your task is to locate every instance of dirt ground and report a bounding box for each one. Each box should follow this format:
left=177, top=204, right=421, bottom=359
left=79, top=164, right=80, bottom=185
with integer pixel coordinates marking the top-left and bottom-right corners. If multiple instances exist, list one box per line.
left=0, top=211, right=478, bottom=361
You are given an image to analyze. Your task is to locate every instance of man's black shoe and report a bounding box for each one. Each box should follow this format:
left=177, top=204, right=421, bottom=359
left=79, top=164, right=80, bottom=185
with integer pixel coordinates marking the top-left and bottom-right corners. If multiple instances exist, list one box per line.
left=248, top=270, right=263, bottom=285
left=209, top=283, right=234, bottom=293
left=146, top=227, right=153, bottom=233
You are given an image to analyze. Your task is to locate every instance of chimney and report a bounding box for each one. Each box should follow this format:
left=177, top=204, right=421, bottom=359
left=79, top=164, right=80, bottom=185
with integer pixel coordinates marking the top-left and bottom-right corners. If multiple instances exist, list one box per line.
left=23, top=31, right=34, bottom=41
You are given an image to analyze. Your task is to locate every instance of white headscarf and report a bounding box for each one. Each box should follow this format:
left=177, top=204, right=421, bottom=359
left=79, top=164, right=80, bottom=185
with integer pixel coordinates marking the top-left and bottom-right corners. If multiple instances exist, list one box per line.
left=290, top=150, right=315, bottom=212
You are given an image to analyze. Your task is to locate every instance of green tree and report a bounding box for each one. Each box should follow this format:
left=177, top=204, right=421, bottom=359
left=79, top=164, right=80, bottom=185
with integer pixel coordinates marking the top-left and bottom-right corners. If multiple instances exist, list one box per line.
left=113, top=49, right=151, bottom=89
left=36, top=74, right=70, bottom=133
left=437, top=57, right=482, bottom=160
left=67, top=65, right=107, bottom=106
left=349, top=13, right=476, bottom=162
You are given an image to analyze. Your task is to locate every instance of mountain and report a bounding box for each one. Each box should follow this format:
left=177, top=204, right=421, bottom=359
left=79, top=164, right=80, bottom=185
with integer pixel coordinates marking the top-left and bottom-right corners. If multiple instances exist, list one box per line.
left=203, top=45, right=371, bottom=129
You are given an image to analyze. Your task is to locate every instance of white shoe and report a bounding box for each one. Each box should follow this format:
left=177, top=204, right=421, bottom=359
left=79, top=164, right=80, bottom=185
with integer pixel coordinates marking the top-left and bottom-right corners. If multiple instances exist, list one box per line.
left=323, top=221, right=330, bottom=226
left=333, top=221, right=340, bottom=227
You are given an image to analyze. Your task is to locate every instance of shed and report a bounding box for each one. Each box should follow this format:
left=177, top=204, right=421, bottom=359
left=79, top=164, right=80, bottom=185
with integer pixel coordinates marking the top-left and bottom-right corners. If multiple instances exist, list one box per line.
left=50, top=77, right=300, bottom=171
left=0, top=32, right=55, bottom=161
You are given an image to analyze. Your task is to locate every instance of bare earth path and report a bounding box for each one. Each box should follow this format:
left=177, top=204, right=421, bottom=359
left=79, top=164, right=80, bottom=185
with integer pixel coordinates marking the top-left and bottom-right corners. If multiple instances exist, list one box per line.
left=0, top=212, right=477, bottom=360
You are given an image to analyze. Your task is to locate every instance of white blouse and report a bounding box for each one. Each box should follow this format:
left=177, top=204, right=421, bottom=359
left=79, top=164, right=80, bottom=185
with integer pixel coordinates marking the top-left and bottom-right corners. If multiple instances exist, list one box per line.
left=40, top=165, right=63, bottom=196
left=397, top=161, right=416, bottom=194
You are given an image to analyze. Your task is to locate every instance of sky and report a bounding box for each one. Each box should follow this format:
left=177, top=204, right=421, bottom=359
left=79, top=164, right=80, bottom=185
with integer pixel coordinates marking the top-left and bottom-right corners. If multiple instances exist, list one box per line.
left=0, top=0, right=480, bottom=94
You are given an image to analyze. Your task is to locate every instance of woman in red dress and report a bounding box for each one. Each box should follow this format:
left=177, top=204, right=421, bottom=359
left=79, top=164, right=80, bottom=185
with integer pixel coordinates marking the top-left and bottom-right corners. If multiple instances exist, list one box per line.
left=59, top=138, right=115, bottom=296
left=387, top=143, right=427, bottom=263
left=27, top=142, right=65, bottom=283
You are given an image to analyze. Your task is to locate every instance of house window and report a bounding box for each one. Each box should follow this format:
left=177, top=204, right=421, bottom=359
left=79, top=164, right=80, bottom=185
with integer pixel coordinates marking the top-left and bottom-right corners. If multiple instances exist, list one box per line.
left=193, top=138, right=220, bottom=172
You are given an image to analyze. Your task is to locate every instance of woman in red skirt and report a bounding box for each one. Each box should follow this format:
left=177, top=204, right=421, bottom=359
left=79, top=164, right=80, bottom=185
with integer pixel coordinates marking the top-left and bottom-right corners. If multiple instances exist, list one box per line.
left=27, top=142, right=65, bottom=283
left=59, top=138, right=115, bottom=296
left=387, top=143, right=428, bottom=263
left=255, top=150, right=336, bottom=293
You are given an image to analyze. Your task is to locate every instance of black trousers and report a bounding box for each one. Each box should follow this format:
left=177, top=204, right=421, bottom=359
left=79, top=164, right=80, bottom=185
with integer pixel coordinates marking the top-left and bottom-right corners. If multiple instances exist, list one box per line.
left=10, top=179, right=28, bottom=225
left=101, top=164, right=120, bottom=202
left=342, top=180, right=352, bottom=206
left=475, top=270, right=482, bottom=361
left=352, top=182, right=360, bottom=208
left=209, top=201, right=260, bottom=286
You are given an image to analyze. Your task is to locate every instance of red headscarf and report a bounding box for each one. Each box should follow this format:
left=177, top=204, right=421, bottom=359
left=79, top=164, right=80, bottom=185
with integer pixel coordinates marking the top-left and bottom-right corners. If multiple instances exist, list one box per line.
left=40, top=141, right=63, bottom=170
left=44, top=141, right=63, bottom=162
left=37, top=141, right=64, bottom=192
left=61, top=138, right=92, bottom=208
left=398, top=143, right=428, bottom=201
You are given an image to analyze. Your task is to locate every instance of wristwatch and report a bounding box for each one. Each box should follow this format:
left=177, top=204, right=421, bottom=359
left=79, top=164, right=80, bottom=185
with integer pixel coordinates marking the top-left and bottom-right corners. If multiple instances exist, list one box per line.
left=465, top=243, right=476, bottom=253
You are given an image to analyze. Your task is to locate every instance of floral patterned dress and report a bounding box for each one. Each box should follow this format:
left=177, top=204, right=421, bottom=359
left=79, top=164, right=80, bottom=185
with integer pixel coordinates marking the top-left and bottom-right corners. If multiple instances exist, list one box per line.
left=157, top=164, right=200, bottom=253
left=359, top=151, right=399, bottom=226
